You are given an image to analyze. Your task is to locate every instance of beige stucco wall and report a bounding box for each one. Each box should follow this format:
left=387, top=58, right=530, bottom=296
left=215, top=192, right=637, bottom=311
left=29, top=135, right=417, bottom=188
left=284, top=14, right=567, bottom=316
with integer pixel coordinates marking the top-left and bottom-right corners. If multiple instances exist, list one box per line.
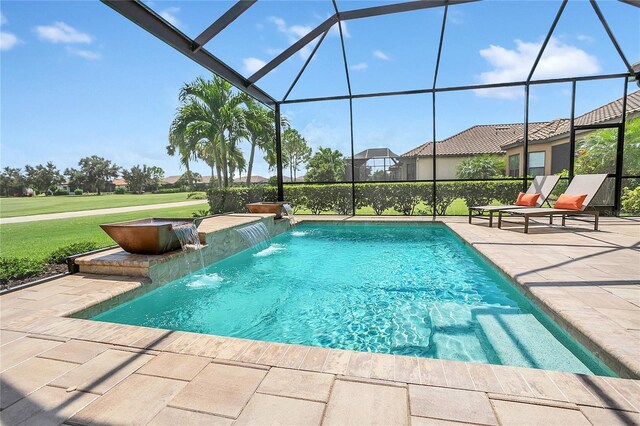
left=415, top=156, right=467, bottom=180
left=504, top=135, right=572, bottom=176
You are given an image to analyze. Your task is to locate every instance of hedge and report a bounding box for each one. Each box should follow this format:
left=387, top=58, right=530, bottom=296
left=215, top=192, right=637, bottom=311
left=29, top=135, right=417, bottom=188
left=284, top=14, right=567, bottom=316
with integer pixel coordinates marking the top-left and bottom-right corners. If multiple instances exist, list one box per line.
left=207, top=181, right=524, bottom=215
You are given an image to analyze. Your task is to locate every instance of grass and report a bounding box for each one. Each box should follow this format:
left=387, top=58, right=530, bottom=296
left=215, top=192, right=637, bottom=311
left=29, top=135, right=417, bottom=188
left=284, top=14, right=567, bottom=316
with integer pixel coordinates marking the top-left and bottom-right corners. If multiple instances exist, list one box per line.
left=0, top=204, right=207, bottom=260
left=0, top=192, right=202, bottom=218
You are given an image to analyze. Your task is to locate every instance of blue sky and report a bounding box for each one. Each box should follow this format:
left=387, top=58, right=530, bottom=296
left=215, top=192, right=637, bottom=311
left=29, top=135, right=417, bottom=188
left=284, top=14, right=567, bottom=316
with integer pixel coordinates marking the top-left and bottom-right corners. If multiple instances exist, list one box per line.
left=1, top=0, right=638, bottom=179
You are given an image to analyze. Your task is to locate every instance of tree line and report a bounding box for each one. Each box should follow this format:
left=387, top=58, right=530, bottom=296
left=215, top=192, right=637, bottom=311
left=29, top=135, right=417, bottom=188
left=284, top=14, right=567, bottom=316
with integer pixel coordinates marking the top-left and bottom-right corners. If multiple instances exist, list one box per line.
left=0, top=156, right=165, bottom=197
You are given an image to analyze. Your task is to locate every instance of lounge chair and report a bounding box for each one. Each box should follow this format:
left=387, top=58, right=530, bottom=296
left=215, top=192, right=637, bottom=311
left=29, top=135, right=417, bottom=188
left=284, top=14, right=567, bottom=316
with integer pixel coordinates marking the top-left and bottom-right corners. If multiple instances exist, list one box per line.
left=468, top=175, right=561, bottom=227
left=497, top=174, right=608, bottom=233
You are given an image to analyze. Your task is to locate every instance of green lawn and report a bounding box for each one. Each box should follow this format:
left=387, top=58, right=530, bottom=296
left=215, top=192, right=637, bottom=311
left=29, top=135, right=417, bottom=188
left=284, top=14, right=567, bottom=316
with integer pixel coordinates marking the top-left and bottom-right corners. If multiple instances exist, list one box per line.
left=0, top=192, right=202, bottom=218
left=0, top=205, right=208, bottom=260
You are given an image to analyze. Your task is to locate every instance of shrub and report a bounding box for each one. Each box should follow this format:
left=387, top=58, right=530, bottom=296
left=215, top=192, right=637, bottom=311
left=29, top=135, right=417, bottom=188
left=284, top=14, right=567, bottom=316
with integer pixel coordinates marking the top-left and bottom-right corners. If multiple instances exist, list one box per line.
left=356, top=183, right=394, bottom=215
left=192, top=208, right=211, bottom=218
left=207, top=180, right=526, bottom=216
left=46, top=242, right=99, bottom=264
left=187, top=192, right=206, bottom=200
left=74, top=188, right=83, bottom=195
left=330, top=184, right=354, bottom=215
left=53, top=189, right=69, bottom=196
left=621, top=186, right=640, bottom=215
left=153, top=186, right=188, bottom=194
left=207, top=186, right=277, bottom=214
left=0, top=257, right=47, bottom=284
left=283, top=185, right=307, bottom=214
left=114, top=187, right=127, bottom=194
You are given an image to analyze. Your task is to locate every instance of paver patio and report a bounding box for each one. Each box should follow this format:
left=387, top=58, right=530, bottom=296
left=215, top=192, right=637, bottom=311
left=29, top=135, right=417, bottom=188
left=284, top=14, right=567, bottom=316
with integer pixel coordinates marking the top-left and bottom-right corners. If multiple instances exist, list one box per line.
left=0, top=215, right=638, bottom=425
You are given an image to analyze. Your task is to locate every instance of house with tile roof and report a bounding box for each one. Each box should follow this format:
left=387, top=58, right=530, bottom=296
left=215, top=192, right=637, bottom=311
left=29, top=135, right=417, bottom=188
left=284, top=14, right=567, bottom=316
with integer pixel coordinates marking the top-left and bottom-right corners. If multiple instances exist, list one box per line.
left=398, top=123, right=548, bottom=180
left=397, top=90, right=640, bottom=180
left=501, top=90, right=640, bottom=177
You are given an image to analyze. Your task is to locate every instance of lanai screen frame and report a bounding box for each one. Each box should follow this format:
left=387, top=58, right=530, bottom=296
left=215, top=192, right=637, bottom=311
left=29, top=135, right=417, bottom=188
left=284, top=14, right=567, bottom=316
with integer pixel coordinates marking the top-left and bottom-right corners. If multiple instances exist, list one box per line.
left=102, top=0, right=639, bottom=216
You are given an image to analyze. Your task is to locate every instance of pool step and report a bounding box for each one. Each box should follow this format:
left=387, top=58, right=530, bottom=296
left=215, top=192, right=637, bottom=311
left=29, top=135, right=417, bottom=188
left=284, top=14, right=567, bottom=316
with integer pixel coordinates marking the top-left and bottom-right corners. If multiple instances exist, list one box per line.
left=472, top=307, right=592, bottom=375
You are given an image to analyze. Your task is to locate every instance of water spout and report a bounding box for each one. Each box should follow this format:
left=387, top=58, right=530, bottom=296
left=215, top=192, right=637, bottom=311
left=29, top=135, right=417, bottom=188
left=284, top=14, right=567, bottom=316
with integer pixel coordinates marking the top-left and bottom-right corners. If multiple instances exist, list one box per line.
left=236, top=222, right=270, bottom=250
left=173, top=223, right=205, bottom=272
left=283, top=203, right=295, bottom=225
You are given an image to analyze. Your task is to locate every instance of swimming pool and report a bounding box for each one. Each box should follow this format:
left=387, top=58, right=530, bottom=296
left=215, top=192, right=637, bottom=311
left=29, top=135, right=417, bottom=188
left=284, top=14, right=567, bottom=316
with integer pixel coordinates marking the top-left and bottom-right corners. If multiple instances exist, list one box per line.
left=94, top=222, right=613, bottom=376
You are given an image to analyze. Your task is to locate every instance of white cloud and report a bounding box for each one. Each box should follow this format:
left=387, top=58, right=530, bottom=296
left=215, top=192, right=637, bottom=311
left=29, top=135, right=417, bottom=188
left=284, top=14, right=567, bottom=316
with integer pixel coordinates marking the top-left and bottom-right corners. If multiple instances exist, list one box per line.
left=35, top=22, right=92, bottom=44
left=373, top=50, right=390, bottom=61
left=266, top=47, right=283, bottom=56
left=0, top=31, right=20, bottom=51
left=243, top=57, right=266, bottom=74
left=159, top=7, right=181, bottom=27
left=576, top=34, right=594, bottom=43
left=66, top=46, right=102, bottom=61
left=351, top=62, right=368, bottom=71
left=475, top=37, right=600, bottom=99
left=329, top=21, right=350, bottom=38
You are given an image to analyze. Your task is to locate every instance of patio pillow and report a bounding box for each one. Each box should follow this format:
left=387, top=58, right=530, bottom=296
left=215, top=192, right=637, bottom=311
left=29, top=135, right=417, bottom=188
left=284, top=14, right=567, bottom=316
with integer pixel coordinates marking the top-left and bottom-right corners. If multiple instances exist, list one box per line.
left=515, top=192, right=540, bottom=207
left=554, top=194, right=587, bottom=210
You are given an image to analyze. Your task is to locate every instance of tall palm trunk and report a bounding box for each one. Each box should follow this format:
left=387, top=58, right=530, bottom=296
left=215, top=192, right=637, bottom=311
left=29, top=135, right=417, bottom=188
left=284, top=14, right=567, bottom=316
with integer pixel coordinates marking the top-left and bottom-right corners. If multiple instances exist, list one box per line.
left=246, top=142, right=256, bottom=186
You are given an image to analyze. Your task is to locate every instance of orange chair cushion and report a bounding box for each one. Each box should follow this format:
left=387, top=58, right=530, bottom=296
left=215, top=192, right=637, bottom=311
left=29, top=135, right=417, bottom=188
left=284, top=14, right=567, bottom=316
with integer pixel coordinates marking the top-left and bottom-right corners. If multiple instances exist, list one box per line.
left=515, top=192, right=540, bottom=207
left=554, top=194, right=587, bottom=210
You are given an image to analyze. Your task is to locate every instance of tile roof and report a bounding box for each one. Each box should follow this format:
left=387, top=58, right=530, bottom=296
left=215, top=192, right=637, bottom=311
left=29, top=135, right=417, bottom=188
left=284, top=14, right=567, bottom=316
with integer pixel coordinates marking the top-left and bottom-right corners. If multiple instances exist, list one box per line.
left=402, top=90, right=640, bottom=157
left=401, top=123, right=548, bottom=157
left=502, top=90, right=640, bottom=148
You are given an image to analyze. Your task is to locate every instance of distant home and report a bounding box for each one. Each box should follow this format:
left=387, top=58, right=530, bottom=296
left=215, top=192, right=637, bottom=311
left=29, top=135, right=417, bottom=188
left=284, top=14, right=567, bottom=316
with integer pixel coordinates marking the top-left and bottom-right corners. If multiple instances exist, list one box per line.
left=398, top=124, right=547, bottom=180
left=345, top=148, right=401, bottom=181
left=398, top=90, right=640, bottom=180
left=501, top=90, right=640, bottom=177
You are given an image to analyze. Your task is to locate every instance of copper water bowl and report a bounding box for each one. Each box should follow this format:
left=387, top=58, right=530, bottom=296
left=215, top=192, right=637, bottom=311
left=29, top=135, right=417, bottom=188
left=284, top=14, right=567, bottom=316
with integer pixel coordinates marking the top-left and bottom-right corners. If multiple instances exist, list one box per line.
left=246, top=202, right=288, bottom=219
left=99, top=217, right=205, bottom=255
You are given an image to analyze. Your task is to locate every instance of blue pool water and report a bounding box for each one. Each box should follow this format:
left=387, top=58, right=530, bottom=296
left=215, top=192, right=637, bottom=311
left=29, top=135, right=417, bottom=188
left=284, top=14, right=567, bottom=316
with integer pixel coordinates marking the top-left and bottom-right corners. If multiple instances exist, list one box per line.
left=94, top=223, right=613, bottom=376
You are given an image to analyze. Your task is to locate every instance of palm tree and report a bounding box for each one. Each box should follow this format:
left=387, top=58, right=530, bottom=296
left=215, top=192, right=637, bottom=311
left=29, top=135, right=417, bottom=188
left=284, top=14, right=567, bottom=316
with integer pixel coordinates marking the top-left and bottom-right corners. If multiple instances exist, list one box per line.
left=170, top=75, right=247, bottom=188
left=167, top=117, right=199, bottom=189
left=244, top=99, right=274, bottom=185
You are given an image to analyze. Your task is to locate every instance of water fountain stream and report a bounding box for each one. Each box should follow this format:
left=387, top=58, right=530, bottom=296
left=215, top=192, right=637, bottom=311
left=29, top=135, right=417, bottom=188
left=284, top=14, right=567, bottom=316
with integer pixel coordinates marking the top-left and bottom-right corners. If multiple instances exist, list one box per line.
left=173, top=223, right=205, bottom=273
left=283, top=203, right=295, bottom=225
left=236, top=222, right=271, bottom=251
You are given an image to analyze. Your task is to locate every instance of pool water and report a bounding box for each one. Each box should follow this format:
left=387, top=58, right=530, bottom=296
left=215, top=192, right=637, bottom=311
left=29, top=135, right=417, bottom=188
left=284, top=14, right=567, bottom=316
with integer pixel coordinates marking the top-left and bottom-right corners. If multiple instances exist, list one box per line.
left=94, top=223, right=614, bottom=376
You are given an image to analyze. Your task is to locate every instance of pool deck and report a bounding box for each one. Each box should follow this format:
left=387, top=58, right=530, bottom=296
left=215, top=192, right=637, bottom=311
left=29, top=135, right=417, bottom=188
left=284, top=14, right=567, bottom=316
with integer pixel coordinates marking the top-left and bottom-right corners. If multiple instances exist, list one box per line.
left=1, top=215, right=639, bottom=425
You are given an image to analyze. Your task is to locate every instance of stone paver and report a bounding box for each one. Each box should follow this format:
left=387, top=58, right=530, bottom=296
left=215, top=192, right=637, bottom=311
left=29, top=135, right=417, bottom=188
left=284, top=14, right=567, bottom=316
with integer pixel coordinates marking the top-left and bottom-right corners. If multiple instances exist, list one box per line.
left=136, top=352, right=211, bottom=381
left=491, top=399, right=591, bottom=425
left=70, top=374, right=186, bottom=425
left=257, top=367, right=334, bottom=402
left=409, top=384, right=497, bottom=425
left=0, top=385, right=99, bottom=426
left=0, top=330, right=26, bottom=346
left=323, top=380, right=409, bottom=425
left=0, top=337, right=63, bottom=372
left=579, top=406, right=640, bottom=426
left=50, top=349, right=153, bottom=394
left=148, top=407, right=234, bottom=426
left=1, top=357, right=77, bottom=409
left=169, top=363, right=267, bottom=418
left=37, top=339, right=111, bottom=364
left=235, top=393, right=325, bottom=426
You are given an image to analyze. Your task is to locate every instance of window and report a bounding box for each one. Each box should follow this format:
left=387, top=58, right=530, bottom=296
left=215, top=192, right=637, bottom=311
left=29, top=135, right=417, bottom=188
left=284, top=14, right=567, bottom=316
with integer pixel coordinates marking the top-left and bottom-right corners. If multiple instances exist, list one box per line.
left=407, top=163, right=416, bottom=181
left=528, top=151, right=545, bottom=176
left=508, top=154, right=520, bottom=177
